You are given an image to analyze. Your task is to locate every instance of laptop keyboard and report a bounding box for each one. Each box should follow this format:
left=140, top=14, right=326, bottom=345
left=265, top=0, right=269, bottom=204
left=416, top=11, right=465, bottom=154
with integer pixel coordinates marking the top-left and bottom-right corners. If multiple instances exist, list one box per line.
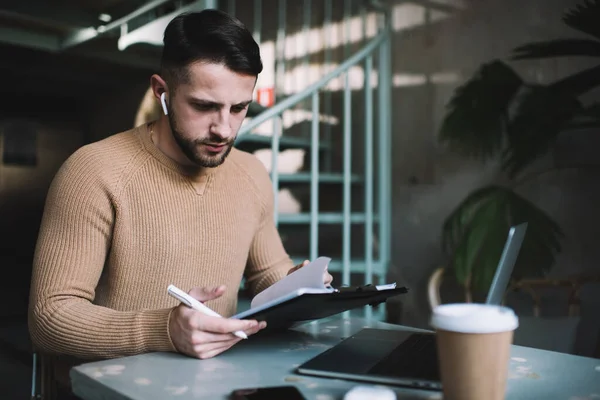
left=367, top=333, right=439, bottom=381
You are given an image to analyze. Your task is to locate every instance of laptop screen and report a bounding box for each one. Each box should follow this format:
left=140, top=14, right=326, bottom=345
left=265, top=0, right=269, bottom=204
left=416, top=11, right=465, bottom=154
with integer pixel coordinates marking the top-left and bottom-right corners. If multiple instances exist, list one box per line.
left=485, top=223, right=528, bottom=305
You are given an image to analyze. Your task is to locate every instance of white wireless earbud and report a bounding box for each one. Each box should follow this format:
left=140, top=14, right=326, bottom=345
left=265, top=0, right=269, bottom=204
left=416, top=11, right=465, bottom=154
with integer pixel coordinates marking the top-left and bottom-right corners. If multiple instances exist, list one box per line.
left=160, top=92, right=168, bottom=115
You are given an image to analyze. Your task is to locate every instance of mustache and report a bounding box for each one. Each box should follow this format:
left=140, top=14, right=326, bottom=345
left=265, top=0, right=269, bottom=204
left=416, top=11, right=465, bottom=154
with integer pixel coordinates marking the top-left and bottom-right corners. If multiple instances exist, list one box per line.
left=196, top=138, right=234, bottom=146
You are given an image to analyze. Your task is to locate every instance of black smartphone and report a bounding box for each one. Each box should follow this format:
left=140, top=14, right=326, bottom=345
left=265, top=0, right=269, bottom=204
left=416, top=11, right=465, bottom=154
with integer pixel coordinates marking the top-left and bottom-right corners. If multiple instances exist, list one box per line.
left=230, top=385, right=306, bottom=400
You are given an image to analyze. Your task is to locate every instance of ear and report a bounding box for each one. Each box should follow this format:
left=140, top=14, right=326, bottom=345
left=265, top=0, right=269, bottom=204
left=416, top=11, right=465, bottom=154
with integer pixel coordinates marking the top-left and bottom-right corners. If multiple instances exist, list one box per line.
left=150, top=74, right=169, bottom=115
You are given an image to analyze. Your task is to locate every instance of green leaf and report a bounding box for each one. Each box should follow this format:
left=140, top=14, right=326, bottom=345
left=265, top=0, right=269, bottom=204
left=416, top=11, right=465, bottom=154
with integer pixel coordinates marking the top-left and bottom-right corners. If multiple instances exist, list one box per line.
left=562, top=0, right=600, bottom=41
left=441, top=186, right=499, bottom=254
left=442, top=186, right=563, bottom=293
left=446, top=189, right=510, bottom=290
left=502, top=85, right=583, bottom=177
left=438, top=60, right=523, bottom=160
left=512, top=39, right=600, bottom=60
left=453, top=197, right=509, bottom=288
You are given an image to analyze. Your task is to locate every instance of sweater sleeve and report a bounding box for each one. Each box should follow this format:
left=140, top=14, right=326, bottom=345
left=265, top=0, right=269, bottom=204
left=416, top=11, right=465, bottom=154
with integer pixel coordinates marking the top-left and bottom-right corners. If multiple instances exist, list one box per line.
left=242, top=159, right=294, bottom=296
left=28, top=149, right=176, bottom=359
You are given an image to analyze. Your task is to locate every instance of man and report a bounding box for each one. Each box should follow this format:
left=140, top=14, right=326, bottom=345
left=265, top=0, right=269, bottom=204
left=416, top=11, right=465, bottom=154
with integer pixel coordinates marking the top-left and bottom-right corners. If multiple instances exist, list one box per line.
left=28, top=9, right=332, bottom=398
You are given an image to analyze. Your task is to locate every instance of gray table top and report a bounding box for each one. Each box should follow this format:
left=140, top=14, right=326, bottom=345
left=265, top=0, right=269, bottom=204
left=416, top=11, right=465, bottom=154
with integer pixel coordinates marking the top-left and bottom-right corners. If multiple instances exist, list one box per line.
left=71, top=316, right=600, bottom=400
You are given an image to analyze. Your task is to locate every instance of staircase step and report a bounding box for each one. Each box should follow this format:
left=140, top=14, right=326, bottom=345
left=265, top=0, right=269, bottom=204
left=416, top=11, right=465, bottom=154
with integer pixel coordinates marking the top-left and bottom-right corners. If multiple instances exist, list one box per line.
left=278, top=173, right=362, bottom=184
left=278, top=212, right=378, bottom=224
left=235, top=134, right=330, bottom=152
left=291, top=257, right=386, bottom=275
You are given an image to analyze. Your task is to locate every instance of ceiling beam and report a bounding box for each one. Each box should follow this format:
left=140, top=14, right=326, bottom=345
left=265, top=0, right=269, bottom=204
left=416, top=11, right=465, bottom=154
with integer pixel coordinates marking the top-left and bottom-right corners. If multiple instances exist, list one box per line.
left=0, top=26, right=60, bottom=52
left=0, top=26, right=158, bottom=70
left=61, top=0, right=217, bottom=50
left=0, top=0, right=100, bottom=28
left=61, top=0, right=174, bottom=49
left=394, top=0, right=464, bottom=13
left=0, top=26, right=159, bottom=70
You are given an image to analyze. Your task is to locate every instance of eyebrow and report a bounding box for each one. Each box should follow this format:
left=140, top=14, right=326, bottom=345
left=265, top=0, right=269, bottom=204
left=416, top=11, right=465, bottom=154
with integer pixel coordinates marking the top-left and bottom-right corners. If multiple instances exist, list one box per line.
left=188, top=98, right=253, bottom=108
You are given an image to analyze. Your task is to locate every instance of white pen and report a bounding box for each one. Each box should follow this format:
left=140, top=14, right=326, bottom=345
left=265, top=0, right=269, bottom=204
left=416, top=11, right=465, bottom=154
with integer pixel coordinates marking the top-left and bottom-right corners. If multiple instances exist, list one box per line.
left=167, top=284, right=248, bottom=339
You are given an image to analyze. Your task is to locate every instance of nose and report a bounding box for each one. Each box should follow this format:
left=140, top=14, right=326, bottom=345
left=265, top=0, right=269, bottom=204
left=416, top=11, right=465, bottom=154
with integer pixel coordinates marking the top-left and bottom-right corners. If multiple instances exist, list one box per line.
left=210, top=110, right=233, bottom=140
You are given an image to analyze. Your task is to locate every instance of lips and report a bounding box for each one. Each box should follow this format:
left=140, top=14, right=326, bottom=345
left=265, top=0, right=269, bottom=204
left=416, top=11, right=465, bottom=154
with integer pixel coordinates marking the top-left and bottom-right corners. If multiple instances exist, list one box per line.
left=204, top=143, right=227, bottom=152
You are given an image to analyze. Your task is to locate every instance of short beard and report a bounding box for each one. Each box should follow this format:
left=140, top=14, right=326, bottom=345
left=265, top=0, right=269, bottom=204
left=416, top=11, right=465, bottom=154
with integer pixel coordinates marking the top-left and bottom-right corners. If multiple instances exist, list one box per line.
left=167, top=104, right=234, bottom=168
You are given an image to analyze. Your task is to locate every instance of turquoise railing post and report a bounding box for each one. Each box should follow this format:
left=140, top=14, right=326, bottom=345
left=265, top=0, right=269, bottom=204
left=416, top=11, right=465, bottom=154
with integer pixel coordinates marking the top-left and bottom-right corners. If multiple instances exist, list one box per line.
left=323, top=0, right=333, bottom=172
left=271, top=0, right=286, bottom=226
left=302, top=0, right=311, bottom=140
left=271, top=116, right=281, bottom=226
left=310, top=92, right=320, bottom=262
left=342, top=71, right=352, bottom=287
left=253, top=0, right=261, bottom=43
left=384, top=31, right=393, bottom=281
left=377, top=37, right=386, bottom=284
left=364, top=54, right=374, bottom=320
left=275, top=0, right=286, bottom=99
left=377, top=22, right=392, bottom=320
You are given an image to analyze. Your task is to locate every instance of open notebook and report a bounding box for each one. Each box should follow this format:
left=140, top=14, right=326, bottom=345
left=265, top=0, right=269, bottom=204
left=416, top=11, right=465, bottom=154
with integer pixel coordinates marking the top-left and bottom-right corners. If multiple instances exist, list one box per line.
left=250, top=257, right=335, bottom=309
left=232, top=257, right=404, bottom=323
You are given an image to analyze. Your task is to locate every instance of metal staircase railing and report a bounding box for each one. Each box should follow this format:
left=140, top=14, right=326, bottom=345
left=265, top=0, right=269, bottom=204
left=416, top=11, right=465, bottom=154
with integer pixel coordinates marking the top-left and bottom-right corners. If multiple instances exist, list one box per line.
left=233, top=0, right=393, bottom=320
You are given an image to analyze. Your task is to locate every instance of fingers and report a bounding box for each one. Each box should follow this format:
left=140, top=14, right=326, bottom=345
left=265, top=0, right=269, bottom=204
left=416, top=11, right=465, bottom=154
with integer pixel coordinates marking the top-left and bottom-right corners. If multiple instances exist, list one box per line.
left=288, top=259, right=310, bottom=275
left=192, top=314, right=264, bottom=335
left=173, top=318, right=267, bottom=359
left=324, top=271, right=333, bottom=285
left=244, top=320, right=267, bottom=336
left=189, top=321, right=265, bottom=344
left=189, top=320, right=267, bottom=359
left=194, top=339, right=239, bottom=359
left=288, top=261, right=334, bottom=287
left=191, top=330, right=243, bottom=345
left=187, top=285, right=226, bottom=302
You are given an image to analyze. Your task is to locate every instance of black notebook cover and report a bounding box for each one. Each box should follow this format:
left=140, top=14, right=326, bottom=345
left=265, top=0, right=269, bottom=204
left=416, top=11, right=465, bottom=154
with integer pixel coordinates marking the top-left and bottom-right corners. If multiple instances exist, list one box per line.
left=232, top=286, right=409, bottom=330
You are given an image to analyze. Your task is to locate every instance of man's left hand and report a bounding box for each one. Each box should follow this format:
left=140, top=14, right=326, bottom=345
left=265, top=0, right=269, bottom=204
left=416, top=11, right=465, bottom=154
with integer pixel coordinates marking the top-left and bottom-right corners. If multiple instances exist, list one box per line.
left=287, top=260, right=333, bottom=286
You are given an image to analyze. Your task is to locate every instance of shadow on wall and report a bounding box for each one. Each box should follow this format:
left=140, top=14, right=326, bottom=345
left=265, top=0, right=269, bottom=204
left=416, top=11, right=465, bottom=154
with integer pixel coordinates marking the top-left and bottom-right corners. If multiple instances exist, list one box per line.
left=389, top=155, right=600, bottom=332
left=388, top=158, right=501, bottom=328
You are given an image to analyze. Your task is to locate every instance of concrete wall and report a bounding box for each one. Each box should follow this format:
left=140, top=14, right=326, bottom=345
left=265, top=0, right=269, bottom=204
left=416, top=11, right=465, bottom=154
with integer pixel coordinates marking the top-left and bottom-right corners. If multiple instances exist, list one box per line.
left=0, top=117, right=84, bottom=316
left=0, top=77, right=148, bottom=317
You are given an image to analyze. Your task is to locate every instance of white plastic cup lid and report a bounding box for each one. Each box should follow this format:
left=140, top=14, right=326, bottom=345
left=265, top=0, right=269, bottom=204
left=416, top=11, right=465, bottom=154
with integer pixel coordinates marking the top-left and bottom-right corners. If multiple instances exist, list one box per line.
left=430, top=303, right=519, bottom=334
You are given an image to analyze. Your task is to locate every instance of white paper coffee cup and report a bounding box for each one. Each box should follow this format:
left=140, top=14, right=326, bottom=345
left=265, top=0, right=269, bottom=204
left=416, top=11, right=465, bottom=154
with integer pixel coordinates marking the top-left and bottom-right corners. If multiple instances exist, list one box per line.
left=430, top=303, right=519, bottom=333
left=430, top=303, right=518, bottom=400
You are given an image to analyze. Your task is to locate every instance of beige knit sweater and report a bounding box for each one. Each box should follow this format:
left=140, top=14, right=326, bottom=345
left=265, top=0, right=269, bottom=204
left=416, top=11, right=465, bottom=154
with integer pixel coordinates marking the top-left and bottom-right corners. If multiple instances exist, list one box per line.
left=28, top=123, right=293, bottom=361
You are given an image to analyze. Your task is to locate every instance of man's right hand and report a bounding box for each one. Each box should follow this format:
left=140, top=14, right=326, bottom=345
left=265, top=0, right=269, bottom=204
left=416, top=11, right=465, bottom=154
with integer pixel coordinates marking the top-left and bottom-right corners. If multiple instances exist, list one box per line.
left=169, top=286, right=266, bottom=359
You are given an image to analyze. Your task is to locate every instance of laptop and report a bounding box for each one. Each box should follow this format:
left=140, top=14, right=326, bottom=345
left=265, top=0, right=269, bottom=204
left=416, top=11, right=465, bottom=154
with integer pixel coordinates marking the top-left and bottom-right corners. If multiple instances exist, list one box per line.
left=296, top=223, right=528, bottom=390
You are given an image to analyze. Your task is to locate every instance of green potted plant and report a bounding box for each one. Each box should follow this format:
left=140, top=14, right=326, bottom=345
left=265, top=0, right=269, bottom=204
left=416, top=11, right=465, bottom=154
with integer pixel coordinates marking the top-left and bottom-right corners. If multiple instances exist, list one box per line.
left=438, top=0, right=600, bottom=296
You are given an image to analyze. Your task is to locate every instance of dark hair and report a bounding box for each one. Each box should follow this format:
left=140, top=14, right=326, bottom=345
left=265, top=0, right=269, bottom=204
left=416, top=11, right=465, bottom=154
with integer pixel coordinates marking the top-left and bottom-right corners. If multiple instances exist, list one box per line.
left=160, top=9, right=263, bottom=88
